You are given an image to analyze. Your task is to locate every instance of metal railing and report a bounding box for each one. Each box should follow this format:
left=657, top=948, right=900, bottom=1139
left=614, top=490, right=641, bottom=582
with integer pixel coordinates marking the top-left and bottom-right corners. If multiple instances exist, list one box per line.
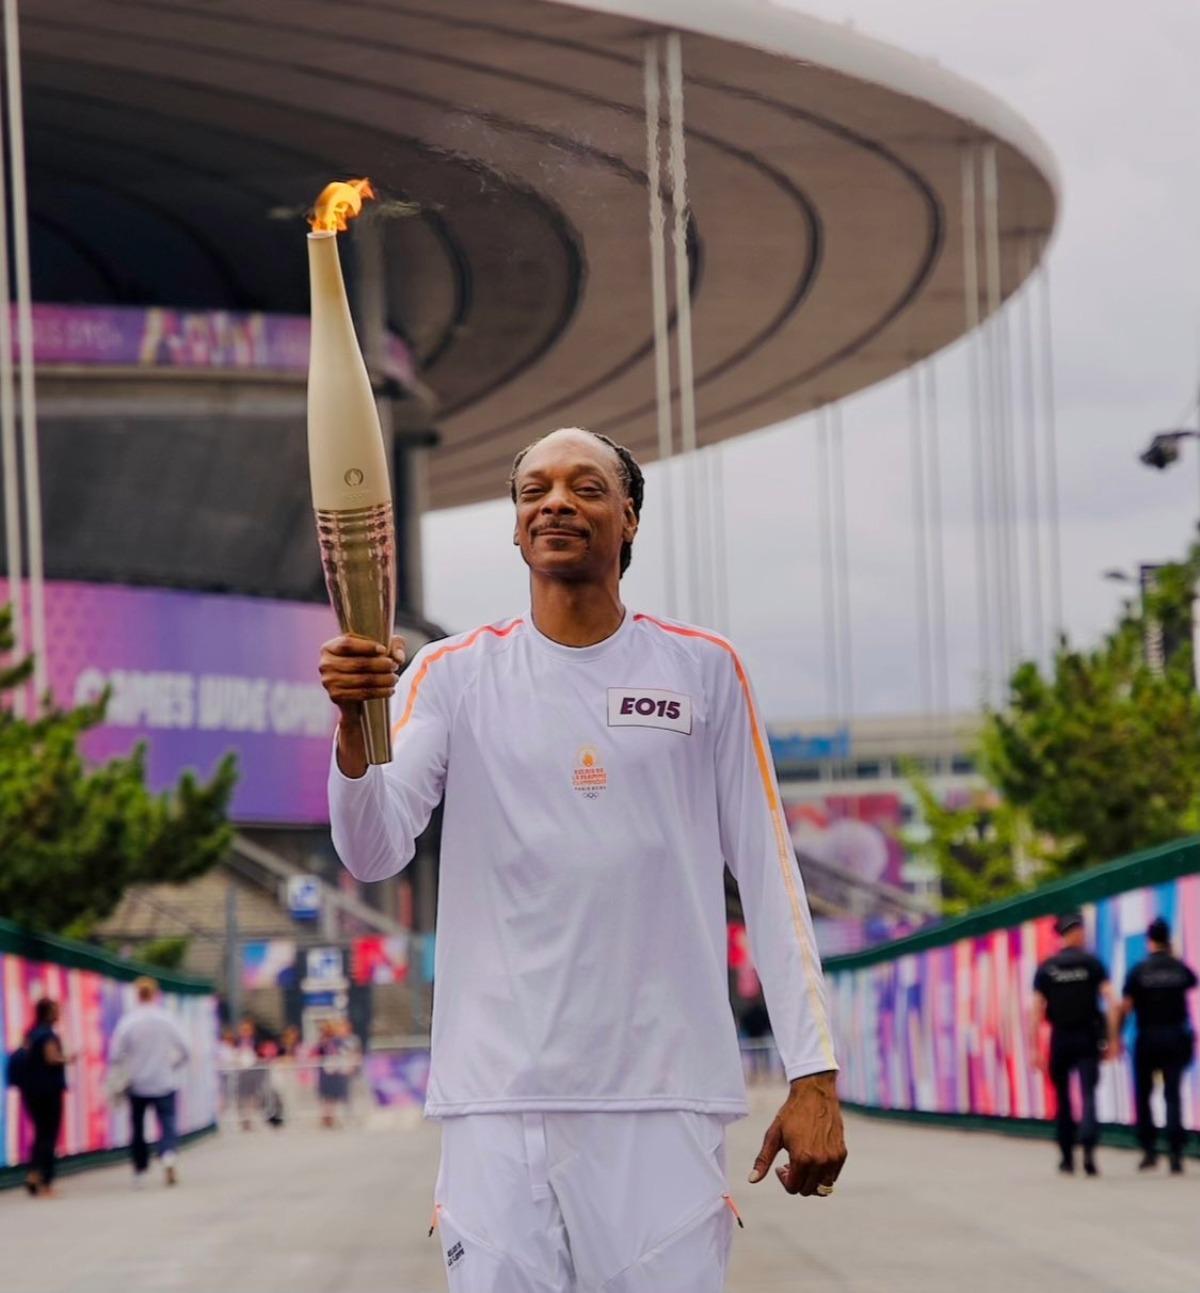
left=219, top=1038, right=788, bottom=1129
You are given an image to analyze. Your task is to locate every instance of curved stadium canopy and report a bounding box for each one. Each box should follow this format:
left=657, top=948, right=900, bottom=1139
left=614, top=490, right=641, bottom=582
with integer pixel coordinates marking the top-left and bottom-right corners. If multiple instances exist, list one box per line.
left=27, top=0, right=1057, bottom=506
left=13, top=0, right=1059, bottom=607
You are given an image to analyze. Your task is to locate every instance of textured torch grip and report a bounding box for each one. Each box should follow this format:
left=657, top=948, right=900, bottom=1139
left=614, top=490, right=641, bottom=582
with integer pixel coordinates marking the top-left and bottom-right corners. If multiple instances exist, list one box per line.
left=316, top=502, right=397, bottom=765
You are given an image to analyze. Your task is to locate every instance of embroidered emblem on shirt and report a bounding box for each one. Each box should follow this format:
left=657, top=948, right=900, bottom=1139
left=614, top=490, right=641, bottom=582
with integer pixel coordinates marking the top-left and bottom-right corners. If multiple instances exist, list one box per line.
left=607, top=688, right=693, bottom=734
left=572, top=745, right=607, bottom=797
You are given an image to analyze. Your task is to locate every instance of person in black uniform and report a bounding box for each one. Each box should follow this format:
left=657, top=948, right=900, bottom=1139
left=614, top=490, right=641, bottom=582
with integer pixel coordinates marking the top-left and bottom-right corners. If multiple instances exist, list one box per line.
left=1031, top=911, right=1116, bottom=1176
left=1115, top=916, right=1197, bottom=1174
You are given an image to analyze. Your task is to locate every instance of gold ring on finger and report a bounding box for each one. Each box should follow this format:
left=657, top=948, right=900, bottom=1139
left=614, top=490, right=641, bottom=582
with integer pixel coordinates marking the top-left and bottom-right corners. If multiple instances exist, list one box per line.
left=815, top=1183, right=834, bottom=1197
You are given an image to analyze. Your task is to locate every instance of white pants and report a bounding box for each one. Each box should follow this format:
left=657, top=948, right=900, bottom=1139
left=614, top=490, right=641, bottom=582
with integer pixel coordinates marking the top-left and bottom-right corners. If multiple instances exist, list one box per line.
left=432, top=1110, right=738, bottom=1292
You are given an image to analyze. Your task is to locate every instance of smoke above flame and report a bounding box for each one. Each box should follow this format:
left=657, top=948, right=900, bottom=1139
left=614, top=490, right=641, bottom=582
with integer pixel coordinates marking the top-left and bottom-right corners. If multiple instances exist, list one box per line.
left=309, top=178, right=376, bottom=233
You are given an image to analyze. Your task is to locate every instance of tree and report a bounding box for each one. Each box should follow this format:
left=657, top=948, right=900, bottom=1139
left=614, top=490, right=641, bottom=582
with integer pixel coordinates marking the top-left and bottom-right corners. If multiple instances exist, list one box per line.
left=124, top=936, right=190, bottom=970
left=0, top=605, right=237, bottom=933
left=983, top=543, right=1200, bottom=874
left=903, top=768, right=1033, bottom=916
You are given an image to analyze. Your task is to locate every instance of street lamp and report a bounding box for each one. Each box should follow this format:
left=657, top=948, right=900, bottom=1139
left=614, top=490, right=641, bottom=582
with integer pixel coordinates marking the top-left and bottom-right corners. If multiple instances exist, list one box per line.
left=1139, top=428, right=1200, bottom=523
left=1139, top=429, right=1200, bottom=470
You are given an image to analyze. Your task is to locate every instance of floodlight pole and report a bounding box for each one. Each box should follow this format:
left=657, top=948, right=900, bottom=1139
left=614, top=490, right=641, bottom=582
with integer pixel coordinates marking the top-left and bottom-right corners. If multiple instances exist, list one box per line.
left=0, top=58, right=21, bottom=716
left=4, top=0, right=45, bottom=709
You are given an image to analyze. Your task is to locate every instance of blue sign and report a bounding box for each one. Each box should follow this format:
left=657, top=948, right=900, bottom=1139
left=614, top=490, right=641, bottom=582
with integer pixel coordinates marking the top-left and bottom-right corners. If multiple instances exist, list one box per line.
left=286, top=875, right=322, bottom=922
left=768, top=728, right=851, bottom=765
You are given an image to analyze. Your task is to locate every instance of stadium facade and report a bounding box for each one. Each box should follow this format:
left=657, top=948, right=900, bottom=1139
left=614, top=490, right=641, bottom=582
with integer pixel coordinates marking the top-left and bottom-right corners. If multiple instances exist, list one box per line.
left=1, top=1, right=1057, bottom=1003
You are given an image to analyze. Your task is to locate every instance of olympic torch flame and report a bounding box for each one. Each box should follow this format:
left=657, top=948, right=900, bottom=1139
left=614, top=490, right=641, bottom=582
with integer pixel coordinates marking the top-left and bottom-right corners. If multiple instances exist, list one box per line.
left=309, top=178, right=376, bottom=234
left=306, top=177, right=396, bottom=764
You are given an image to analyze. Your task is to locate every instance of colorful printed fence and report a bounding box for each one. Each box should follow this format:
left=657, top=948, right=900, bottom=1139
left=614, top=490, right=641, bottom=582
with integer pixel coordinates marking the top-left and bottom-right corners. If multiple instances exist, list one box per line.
left=0, top=921, right=217, bottom=1178
left=824, top=839, right=1200, bottom=1136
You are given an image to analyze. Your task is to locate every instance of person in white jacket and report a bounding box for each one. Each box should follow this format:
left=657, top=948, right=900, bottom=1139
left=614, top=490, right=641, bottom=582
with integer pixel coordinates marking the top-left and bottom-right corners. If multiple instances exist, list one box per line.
left=321, top=427, right=846, bottom=1292
left=109, top=977, right=191, bottom=1187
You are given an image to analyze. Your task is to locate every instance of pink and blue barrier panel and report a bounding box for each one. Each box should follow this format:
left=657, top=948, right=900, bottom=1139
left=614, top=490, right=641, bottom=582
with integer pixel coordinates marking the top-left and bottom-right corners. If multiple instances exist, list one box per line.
left=824, top=839, right=1200, bottom=1143
left=1, top=920, right=218, bottom=1183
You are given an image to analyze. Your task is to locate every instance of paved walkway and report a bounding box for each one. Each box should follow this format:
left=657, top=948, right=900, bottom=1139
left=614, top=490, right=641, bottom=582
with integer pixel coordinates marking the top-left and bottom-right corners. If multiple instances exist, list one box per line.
left=2, top=1092, right=1197, bottom=1292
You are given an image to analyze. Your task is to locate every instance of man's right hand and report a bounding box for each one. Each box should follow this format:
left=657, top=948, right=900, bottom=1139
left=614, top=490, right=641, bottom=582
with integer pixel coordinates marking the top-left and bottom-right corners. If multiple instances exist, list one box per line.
left=320, top=634, right=406, bottom=778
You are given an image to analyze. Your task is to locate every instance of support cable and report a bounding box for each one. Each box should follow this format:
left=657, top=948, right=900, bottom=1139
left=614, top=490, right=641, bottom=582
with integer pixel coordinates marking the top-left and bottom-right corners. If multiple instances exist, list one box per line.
left=924, top=363, right=950, bottom=714
left=1037, top=246, right=1065, bottom=647
left=982, top=143, right=1015, bottom=686
left=909, top=369, right=933, bottom=715
left=961, top=146, right=992, bottom=706
left=1017, top=239, right=1045, bottom=668
left=815, top=407, right=840, bottom=735
left=665, top=32, right=705, bottom=624
left=710, top=444, right=731, bottom=633
left=643, top=39, right=678, bottom=618
left=830, top=403, right=854, bottom=730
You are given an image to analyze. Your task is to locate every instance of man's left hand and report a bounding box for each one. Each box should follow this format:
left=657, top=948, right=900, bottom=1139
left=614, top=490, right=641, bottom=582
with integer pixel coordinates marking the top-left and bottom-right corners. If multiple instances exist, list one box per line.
left=748, top=1070, right=847, bottom=1197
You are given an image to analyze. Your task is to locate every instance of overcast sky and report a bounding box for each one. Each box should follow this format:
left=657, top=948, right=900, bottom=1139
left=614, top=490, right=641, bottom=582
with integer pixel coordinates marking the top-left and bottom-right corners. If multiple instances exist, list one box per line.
left=423, top=0, right=1200, bottom=724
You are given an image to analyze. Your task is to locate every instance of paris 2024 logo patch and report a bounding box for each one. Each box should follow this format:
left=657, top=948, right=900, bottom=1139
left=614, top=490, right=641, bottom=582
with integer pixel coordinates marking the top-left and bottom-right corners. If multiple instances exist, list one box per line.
left=572, top=745, right=607, bottom=798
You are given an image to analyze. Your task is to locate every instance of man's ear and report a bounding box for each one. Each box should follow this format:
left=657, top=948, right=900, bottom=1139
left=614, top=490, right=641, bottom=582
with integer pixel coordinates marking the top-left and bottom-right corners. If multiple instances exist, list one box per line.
left=513, top=524, right=521, bottom=547
left=623, top=500, right=638, bottom=543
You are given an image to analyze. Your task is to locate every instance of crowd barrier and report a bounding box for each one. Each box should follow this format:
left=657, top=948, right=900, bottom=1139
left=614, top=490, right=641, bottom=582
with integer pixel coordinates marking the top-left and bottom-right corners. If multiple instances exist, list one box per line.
left=220, top=1041, right=786, bottom=1131
left=0, top=920, right=218, bottom=1185
left=823, top=837, right=1200, bottom=1148
left=24, top=831, right=1189, bottom=1184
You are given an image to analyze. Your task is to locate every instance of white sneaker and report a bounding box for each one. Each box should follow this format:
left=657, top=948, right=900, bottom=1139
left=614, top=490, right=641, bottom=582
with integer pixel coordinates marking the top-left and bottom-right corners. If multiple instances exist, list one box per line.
left=132, top=1172, right=147, bottom=1190
left=161, top=1152, right=178, bottom=1187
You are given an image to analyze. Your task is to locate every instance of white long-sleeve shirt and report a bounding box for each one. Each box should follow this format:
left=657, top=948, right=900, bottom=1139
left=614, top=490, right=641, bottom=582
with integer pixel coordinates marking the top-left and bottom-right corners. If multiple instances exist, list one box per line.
left=110, top=1003, right=191, bottom=1098
left=329, top=610, right=836, bottom=1119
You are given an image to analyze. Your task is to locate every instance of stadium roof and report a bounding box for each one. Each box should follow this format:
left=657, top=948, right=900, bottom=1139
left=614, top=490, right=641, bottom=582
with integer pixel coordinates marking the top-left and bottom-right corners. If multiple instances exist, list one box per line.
left=27, top=0, right=1057, bottom=512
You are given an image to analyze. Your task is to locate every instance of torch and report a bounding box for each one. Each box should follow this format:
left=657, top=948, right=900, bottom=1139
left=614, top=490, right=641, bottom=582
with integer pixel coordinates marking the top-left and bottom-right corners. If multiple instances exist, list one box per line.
left=307, top=179, right=396, bottom=764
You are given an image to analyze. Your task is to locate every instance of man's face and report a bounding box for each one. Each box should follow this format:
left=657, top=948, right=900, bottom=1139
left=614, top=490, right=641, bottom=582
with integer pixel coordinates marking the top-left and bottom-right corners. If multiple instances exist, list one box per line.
left=512, top=430, right=636, bottom=582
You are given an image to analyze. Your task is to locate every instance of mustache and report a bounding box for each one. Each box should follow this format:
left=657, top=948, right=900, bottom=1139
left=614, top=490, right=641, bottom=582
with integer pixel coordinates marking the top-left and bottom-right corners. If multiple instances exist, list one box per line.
left=532, top=523, right=588, bottom=537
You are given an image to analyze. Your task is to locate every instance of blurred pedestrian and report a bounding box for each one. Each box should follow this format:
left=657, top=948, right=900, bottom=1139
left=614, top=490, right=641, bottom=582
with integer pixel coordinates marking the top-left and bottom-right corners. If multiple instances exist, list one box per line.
left=216, top=1026, right=238, bottom=1117
left=315, top=1019, right=355, bottom=1127
left=234, top=1016, right=263, bottom=1129
left=14, top=998, right=71, bottom=1197
left=1031, top=911, right=1116, bottom=1176
left=740, top=996, right=774, bottom=1085
left=1115, top=916, right=1197, bottom=1174
left=110, top=977, right=191, bottom=1187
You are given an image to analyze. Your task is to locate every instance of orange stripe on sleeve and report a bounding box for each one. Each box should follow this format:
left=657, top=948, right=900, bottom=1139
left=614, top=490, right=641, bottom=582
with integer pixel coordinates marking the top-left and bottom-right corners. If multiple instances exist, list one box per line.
left=391, top=619, right=524, bottom=737
left=634, top=613, right=836, bottom=1069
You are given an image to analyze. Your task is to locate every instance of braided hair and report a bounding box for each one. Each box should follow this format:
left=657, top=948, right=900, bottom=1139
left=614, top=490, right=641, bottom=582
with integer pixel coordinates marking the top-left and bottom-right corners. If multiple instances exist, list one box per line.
left=508, top=428, right=644, bottom=576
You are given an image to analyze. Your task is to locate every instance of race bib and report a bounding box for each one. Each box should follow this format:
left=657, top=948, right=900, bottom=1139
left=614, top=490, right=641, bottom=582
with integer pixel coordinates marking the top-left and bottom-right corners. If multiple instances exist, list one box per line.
left=607, top=688, right=692, bottom=734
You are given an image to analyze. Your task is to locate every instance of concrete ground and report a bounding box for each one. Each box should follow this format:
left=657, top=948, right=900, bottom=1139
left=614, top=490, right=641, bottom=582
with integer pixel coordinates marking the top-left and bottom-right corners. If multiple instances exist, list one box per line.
left=2, top=1090, right=1197, bottom=1293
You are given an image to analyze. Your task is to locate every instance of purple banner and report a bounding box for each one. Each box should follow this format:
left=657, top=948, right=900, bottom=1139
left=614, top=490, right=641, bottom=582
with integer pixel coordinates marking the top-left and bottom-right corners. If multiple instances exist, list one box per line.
left=365, top=1049, right=430, bottom=1109
left=2, top=580, right=345, bottom=825
left=16, top=304, right=413, bottom=383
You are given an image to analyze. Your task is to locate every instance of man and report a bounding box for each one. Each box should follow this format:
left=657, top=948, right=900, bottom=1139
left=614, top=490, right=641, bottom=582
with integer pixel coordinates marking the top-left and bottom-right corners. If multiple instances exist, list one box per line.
left=109, top=977, right=191, bottom=1187
left=1031, top=911, right=1116, bottom=1177
left=1116, top=916, right=1197, bottom=1173
left=322, top=427, right=846, bottom=1291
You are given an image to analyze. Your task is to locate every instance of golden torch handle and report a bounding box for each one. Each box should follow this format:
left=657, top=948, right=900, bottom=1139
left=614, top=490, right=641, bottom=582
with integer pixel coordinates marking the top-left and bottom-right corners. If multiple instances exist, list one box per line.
left=316, top=502, right=396, bottom=765
left=305, top=196, right=396, bottom=768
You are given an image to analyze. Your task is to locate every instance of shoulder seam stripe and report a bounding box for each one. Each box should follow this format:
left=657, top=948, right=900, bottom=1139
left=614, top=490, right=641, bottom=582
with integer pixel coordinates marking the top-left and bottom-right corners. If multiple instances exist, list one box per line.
left=634, top=613, right=836, bottom=1069
left=391, top=619, right=524, bottom=737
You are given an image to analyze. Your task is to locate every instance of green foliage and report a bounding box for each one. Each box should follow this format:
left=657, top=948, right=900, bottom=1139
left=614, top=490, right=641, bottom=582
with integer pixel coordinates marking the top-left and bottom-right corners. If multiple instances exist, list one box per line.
left=984, top=543, right=1200, bottom=874
left=907, top=541, right=1200, bottom=910
left=0, top=604, right=237, bottom=933
left=903, top=766, right=1033, bottom=916
left=127, top=936, right=190, bottom=970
